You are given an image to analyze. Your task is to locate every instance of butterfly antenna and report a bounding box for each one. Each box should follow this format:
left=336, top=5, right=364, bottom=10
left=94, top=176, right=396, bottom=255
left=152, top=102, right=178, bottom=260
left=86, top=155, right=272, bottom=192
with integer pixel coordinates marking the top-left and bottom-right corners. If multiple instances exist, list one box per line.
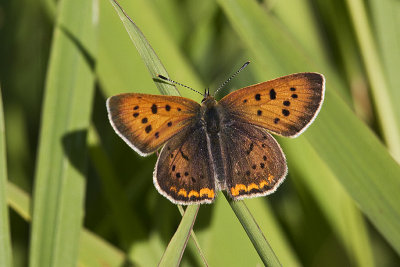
left=157, top=75, right=203, bottom=96
left=214, top=61, right=250, bottom=96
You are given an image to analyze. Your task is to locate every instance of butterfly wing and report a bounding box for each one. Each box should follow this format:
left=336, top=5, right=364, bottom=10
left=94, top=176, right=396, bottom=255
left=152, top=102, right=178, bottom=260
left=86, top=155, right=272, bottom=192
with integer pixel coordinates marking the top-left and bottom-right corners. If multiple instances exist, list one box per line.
left=107, top=93, right=200, bottom=156
left=219, top=73, right=325, bottom=137
left=220, top=120, right=287, bottom=200
left=154, top=124, right=216, bottom=205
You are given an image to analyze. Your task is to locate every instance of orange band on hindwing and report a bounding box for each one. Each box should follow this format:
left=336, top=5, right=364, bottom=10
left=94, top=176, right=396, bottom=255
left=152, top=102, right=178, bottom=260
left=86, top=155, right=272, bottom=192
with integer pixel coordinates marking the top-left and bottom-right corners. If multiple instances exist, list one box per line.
left=169, top=187, right=215, bottom=199
left=230, top=177, right=274, bottom=196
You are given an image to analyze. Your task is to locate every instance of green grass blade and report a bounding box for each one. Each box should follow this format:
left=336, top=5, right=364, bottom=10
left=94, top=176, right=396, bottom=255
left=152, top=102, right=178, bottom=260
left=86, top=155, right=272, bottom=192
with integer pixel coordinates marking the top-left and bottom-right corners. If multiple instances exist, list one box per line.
left=29, top=0, right=97, bottom=266
left=7, top=181, right=127, bottom=266
left=177, top=206, right=209, bottom=266
left=344, top=0, right=400, bottom=161
left=7, top=183, right=31, bottom=221
left=109, top=0, right=178, bottom=96
left=369, top=0, right=400, bottom=130
left=79, top=230, right=127, bottom=266
left=225, top=194, right=281, bottom=267
left=244, top=199, right=301, bottom=267
left=103, top=0, right=204, bottom=101
left=0, top=87, right=13, bottom=267
left=284, top=139, right=374, bottom=267
left=159, top=205, right=200, bottom=266
left=218, top=0, right=400, bottom=255
left=306, top=90, right=400, bottom=255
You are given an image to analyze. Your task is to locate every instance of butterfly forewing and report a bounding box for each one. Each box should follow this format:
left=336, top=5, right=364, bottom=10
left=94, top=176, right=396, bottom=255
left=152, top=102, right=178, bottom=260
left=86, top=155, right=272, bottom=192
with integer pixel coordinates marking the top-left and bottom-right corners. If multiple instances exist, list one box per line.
left=107, top=93, right=200, bottom=156
left=219, top=73, right=325, bottom=137
left=155, top=125, right=216, bottom=204
left=221, top=121, right=287, bottom=200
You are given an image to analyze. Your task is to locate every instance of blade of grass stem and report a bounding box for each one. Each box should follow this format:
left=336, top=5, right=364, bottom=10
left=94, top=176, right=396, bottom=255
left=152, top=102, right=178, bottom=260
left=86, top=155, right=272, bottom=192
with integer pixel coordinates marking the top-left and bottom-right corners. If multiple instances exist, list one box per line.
left=109, top=0, right=179, bottom=96
left=224, top=193, right=281, bottom=267
left=0, top=87, right=12, bottom=267
left=7, top=181, right=127, bottom=266
left=345, top=0, right=400, bottom=162
left=159, top=205, right=200, bottom=266
left=29, top=0, right=98, bottom=266
left=177, top=205, right=209, bottom=266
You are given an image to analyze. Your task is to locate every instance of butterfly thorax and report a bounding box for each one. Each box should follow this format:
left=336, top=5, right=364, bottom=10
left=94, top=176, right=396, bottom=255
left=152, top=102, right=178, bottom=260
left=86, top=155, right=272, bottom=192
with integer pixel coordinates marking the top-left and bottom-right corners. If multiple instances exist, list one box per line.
left=201, top=96, right=224, bottom=134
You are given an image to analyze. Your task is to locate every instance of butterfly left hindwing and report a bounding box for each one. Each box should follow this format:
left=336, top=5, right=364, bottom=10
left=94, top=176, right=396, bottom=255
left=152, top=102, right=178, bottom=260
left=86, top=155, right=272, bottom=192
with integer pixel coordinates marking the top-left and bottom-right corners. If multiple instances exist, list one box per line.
left=154, top=123, right=216, bottom=205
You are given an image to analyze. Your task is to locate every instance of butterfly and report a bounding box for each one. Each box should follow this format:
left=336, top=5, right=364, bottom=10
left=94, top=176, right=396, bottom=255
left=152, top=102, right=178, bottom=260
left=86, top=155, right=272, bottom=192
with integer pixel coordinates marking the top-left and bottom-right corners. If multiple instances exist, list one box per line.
left=106, top=63, right=325, bottom=205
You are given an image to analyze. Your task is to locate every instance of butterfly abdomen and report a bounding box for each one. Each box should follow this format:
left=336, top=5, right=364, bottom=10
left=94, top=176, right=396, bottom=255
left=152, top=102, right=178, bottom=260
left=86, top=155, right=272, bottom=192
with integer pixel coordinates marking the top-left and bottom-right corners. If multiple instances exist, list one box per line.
left=201, top=99, right=230, bottom=188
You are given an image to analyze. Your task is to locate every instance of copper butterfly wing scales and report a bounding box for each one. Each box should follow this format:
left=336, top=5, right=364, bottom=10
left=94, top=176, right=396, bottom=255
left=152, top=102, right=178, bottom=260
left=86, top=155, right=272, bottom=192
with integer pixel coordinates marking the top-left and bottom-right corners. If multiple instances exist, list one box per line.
left=107, top=71, right=325, bottom=205
left=219, top=73, right=325, bottom=137
left=106, top=93, right=200, bottom=156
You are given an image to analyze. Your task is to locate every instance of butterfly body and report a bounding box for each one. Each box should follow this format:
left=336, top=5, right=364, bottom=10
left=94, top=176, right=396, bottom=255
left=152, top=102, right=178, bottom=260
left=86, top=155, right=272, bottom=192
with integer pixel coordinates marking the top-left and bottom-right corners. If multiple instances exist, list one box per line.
left=200, top=96, right=229, bottom=187
left=107, top=72, right=325, bottom=205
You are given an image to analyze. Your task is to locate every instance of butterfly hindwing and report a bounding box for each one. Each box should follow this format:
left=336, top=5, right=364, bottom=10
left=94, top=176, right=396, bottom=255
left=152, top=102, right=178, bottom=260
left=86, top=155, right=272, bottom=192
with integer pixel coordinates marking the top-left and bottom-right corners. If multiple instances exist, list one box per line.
left=220, top=121, right=287, bottom=200
left=219, top=73, right=325, bottom=137
left=107, top=93, right=200, bottom=156
left=154, top=124, right=216, bottom=204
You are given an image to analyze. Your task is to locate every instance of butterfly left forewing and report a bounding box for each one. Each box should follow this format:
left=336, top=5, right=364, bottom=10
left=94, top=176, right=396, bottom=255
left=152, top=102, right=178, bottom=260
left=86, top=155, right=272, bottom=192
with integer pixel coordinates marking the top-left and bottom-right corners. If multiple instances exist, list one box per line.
left=219, top=73, right=325, bottom=137
left=107, top=93, right=200, bottom=156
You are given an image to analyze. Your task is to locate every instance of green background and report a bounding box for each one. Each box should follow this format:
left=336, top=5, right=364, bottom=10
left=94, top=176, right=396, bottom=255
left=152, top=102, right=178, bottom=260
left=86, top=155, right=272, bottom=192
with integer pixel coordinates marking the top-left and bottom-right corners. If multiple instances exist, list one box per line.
left=1, top=0, right=400, bottom=266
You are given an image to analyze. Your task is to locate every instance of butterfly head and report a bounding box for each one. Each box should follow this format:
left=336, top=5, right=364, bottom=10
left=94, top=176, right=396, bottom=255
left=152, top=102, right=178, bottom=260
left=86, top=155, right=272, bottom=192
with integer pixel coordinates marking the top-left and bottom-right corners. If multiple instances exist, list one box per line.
left=201, top=88, right=213, bottom=103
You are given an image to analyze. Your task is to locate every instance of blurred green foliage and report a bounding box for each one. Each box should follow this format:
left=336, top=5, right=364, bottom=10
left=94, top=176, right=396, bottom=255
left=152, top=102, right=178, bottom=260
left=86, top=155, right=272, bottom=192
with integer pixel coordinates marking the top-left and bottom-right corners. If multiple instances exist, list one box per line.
left=1, top=0, right=400, bottom=266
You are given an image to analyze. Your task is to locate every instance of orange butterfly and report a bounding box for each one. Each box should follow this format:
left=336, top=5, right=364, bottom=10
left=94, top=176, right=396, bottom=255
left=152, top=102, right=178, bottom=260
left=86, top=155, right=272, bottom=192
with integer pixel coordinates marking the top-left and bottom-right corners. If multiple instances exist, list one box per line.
left=107, top=62, right=325, bottom=205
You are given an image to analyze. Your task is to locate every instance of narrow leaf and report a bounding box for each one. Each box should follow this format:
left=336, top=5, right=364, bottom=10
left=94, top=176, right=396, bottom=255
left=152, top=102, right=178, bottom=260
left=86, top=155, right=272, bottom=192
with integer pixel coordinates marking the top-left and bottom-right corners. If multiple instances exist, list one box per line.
left=0, top=87, right=13, bottom=267
left=109, top=0, right=179, bottom=96
left=344, top=0, right=400, bottom=161
left=225, top=194, right=281, bottom=267
left=159, top=205, right=200, bottom=266
left=7, top=182, right=127, bottom=266
left=29, top=0, right=98, bottom=266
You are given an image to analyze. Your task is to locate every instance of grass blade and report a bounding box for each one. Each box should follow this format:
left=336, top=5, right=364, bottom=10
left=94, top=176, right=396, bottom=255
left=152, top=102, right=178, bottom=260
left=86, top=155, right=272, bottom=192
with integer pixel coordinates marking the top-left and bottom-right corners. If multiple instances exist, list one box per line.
left=344, top=0, right=400, bottom=161
left=177, top=205, right=209, bottom=266
left=369, top=0, right=400, bottom=130
left=7, top=181, right=127, bottom=266
left=159, top=205, right=200, bottom=266
left=109, top=0, right=178, bottom=96
left=284, top=138, right=374, bottom=267
left=0, top=87, right=12, bottom=267
left=306, top=90, right=400, bottom=255
left=225, top=194, right=281, bottom=267
left=29, top=0, right=98, bottom=266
